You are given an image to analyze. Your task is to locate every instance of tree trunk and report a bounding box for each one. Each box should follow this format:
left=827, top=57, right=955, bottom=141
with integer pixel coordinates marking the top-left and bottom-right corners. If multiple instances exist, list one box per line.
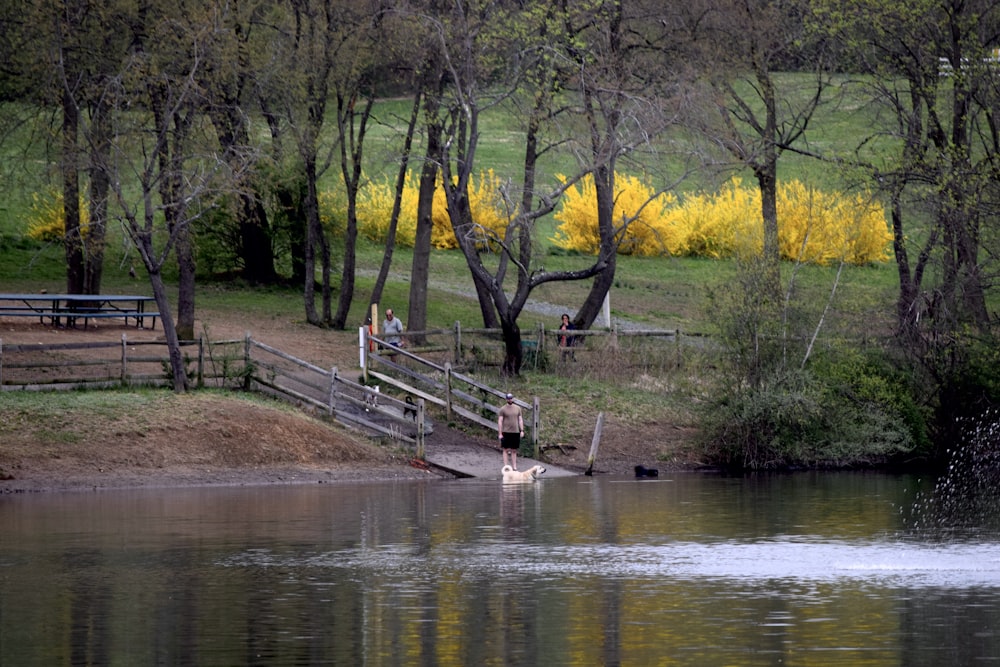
left=500, top=316, right=523, bottom=377
left=62, top=87, right=84, bottom=295
left=239, top=194, right=278, bottom=285
left=302, top=154, right=321, bottom=325
left=147, top=269, right=187, bottom=392
left=83, top=99, right=110, bottom=296
left=369, top=91, right=420, bottom=335
left=575, top=164, right=618, bottom=328
left=175, top=223, right=196, bottom=340
left=332, top=199, right=356, bottom=328
left=408, top=90, right=444, bottom=340
left=754, top=161, right=782, bottom=300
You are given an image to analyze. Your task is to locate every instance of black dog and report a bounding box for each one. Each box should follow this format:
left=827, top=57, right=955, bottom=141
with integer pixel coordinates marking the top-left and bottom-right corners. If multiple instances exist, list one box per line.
left=403, top=395, right=417, bottom=421
left=634, top=464, right=659, bottom=478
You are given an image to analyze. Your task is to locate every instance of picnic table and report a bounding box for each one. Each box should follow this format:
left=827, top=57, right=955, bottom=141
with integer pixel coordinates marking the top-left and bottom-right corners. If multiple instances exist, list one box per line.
left=0, top=293, right=160, bottom=329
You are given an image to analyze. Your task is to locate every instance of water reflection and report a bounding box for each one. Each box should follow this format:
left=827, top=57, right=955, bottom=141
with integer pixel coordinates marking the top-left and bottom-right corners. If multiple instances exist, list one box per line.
left=1, top=472, right=998, bottom=665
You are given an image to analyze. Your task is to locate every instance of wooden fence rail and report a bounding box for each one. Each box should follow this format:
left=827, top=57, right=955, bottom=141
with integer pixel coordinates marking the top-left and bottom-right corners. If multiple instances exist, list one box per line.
left=241, top=334, right=426, bottom=457
left=0, top=334, right=426, bottom=458
left=0, top=321, right=697, bottom=459
left=386, top=321, right=708, bottom=373
left=362, top=327, right=541, bottom=457
left=0, top=335, right=210, bottom=390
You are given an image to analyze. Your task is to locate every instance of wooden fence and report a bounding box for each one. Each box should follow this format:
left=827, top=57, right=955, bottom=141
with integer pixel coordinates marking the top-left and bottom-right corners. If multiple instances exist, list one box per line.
left=370, top=320, right=707, bottom=375
left=0, top=334, right=427, bottom=457
left=363, top=327, right=541, bottom=456
left=0, top=321, right=696, bottom=459
left=0, top=335, right=208, bottom=390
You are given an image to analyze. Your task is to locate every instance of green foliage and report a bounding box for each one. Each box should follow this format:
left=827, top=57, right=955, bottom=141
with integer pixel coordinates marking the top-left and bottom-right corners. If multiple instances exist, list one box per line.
left=702, top=253, right=916, bottom=470
left=192, top=197, right=241, bottom=277
left=701, top=366, right=915, bottom=470
left=811, top=346, right=931, bottom=458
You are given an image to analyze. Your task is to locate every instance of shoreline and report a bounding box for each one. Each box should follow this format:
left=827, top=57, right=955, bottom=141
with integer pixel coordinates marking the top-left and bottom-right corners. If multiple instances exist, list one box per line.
left=0, top=461, right=452, bottom=495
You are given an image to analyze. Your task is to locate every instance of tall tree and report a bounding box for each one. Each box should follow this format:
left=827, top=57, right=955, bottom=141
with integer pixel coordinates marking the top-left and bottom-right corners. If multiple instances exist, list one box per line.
left=35, top=0, right=125, bottom=296
left=816, top=0, right=1000, bottom=433
left=688, top=0, right=828, bottom=298
left=366, top=89, right=421, bottom=327
left=97, top=5, right=246, bottom=390
left=200, top=0, right=279, bottom=286
left=329, top=2, right=390, bottom=328
left=280, top=0, right=339, bottom=325
left=432, top=0, right=681, bottom=373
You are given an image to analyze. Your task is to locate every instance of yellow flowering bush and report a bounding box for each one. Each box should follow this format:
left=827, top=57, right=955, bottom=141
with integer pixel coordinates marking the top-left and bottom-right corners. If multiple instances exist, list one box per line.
left=318, top=189, right=347, bottom=237
left=550, top=174, right=681, bottom=256
left=350, top=170, right=511, bottom=250
left=26, top=189, right=89, bottom=243
left=551, top=175, right=892, bottom=265
left=355, top=173, right=419, bottom=247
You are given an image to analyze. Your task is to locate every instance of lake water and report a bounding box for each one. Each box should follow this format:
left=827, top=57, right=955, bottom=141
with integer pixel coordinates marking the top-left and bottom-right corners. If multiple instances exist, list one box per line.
left=1, top=472, right=998, bottom=665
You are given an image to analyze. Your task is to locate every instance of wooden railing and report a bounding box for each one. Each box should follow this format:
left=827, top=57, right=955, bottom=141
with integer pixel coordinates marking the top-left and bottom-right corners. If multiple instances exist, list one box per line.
left=362, top=327, right=541, bottom=457
left=374, top=320, right=705, bottom=373
left=0, top=335, right=208, bottom=390
left=0, top=321, right=696, bottom=458
left=0, top=334, right=426, bottom=457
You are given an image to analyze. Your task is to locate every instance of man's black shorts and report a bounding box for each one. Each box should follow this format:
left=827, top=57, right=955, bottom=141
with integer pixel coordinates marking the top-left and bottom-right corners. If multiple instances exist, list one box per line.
left=501, top=432, right=521, bottom=450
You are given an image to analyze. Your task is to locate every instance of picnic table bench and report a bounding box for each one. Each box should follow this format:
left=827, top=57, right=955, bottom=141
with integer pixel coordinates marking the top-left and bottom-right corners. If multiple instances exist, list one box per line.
left=0, top=293, right=160, bottom=329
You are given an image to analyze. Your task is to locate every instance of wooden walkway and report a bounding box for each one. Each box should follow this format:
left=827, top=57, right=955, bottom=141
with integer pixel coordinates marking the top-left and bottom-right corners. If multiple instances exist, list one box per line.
left=422, top=437, right=577, bottom=479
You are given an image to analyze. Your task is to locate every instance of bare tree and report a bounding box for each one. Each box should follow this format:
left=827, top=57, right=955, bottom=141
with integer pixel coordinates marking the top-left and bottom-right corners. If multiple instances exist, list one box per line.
left=686, top=0, right=830, bottom=298
left=199, top=0, right=279, bottom=286
left=431, top=0, right=684, bottom=374
left=100, top=10, right=248, bottom=391
left=33, top=0, right=124, bottom=296
left=816, top=0, right=1000, bottom=437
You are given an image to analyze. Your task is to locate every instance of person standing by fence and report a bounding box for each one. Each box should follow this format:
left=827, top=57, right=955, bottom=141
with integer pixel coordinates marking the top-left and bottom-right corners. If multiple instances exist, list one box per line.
left=558, top=313, right=577, bottom=361
left=498, top=392, right=524, bottom=470
left=382, top=308, right=405, bottom=351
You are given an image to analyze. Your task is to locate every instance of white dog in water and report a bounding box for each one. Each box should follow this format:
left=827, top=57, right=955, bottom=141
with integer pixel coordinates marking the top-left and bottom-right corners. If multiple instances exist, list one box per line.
left=501, top=464, right=546, bottom=483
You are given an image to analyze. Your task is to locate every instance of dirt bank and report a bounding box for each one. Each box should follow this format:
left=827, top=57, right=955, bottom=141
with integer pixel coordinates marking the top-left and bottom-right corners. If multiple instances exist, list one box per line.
left=0, top=311, right=693, bottom=493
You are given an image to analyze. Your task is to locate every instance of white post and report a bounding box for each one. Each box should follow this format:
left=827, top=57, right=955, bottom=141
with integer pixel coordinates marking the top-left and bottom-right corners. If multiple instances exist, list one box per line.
left=358, top=326, right=366, bottom=368
left=602, top=291, right=611, bottom=327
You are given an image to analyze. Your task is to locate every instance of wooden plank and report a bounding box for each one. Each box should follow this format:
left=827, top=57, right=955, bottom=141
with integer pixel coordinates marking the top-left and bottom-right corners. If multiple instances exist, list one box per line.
left=450, top=403, right=498, bottom=431
left=367, top=370, right=447, bottom=408
left=1, top=341, right=122, bottom=352
left=585, top=411, right=605, bottom=476
left=334, top=410, right=416, bottom=444
left=368, top=335, right=447, bottom=372
left=370, top=355, right=447, bottom=391
left=250, top=339, right=331, bottom=375
left=251, top=377, right=329, bottom=411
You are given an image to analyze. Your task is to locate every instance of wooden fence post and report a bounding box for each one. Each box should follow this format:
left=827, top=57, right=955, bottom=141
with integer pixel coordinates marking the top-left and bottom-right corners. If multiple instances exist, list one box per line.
left=359, top=326, right=368, bottom=383
left=532, top=395, right=540, bottom=458
left=444, top=362, right=453, bottom=420
left=197, top=335, right=205, bottom=388
left=585, top=411, right=605, bottom=476
left=454, top=321, right=462, bottom=363
left=243, top=332, right=252, bottom=391
left=329, top=366, right=338, bottom=417
left=1, top=338, right=5, bottom=386
left=416, top=398, right=426, bottom=460
left=120, top=334, right=127, bottom=385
